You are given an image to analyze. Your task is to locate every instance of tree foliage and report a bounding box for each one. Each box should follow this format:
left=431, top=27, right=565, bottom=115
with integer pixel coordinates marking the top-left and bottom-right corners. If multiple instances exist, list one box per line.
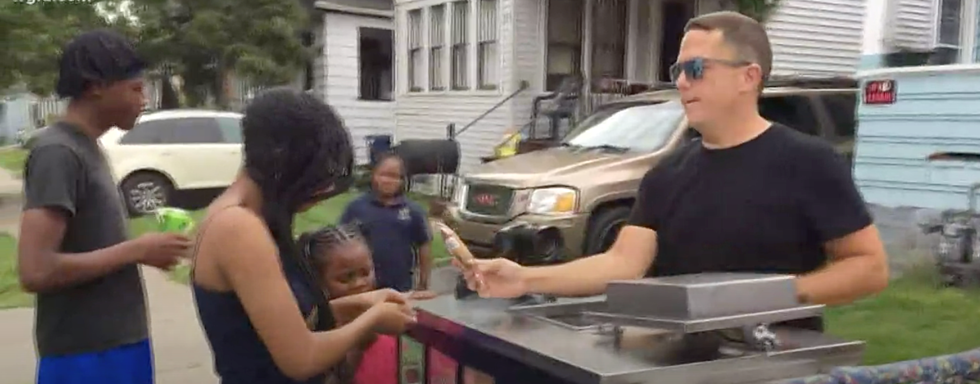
left=0, top=1, right=120, bottom=96
left=730, top=0, right=783, bottom=23
left=129, top=0, right=312, bottom=108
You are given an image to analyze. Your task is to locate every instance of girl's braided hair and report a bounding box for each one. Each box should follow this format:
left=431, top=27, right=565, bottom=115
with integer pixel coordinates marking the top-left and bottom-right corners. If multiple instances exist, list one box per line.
left=241, top=87, right=354, bottom=333
left=298, top=223, right=365, bottom=270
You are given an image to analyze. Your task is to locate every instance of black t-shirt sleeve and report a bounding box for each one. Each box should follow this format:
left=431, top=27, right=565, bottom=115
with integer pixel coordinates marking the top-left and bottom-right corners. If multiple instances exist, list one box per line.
left=23, top=145, right=83, bottom=217
left=797, top=144, right=873, bottom=243
left=627, top=168, right=662, bottom=230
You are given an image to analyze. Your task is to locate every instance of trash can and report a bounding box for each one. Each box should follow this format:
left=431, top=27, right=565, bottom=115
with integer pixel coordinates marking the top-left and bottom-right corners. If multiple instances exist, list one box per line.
left=365, top=134, right=393, bottom=167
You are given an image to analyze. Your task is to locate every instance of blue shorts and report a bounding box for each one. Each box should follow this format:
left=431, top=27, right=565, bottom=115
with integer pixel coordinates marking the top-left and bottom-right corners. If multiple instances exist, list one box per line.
left=37, top=339, right=154, bottom=384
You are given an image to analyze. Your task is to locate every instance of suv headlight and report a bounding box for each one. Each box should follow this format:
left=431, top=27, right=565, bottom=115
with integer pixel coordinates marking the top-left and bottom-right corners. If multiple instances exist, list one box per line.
left=453, top=182, right=467, bottom=206
left=527, top=187, right=577, bottom=215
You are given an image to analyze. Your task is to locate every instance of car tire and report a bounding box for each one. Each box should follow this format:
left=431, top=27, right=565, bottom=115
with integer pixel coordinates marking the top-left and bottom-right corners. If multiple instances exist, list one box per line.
left=121, top=172, right=174, bottom=216
left=583, top=205, right=632, bottom=256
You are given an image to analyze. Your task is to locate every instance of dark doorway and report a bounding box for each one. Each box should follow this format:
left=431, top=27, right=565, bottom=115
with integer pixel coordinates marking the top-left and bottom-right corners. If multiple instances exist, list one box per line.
left=658, top=1, right=694, bottom=82
left=359, top=27, right=394, bottom=101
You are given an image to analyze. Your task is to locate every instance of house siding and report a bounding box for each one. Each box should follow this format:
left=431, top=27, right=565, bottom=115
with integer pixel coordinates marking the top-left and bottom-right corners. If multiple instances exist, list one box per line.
left=394, top=0, right=516, bottom=173
left=855, top=66, right=980, bottom=210
left=765, top=0, right=867, bottom=75
left=321, top=12, right=396, bottom=165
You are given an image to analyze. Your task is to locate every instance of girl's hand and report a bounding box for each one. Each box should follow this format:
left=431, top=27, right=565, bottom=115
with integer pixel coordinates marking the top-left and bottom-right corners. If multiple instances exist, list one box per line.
left=407, top=290, right=439, bottom=300
left=366, top=302, right=417, bottom=335
left=330, top=289, right=408, bottom=323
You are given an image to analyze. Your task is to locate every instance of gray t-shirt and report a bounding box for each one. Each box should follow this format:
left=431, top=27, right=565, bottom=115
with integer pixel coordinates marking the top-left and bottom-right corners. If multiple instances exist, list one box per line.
left=23, top=122, right=148, bottom=356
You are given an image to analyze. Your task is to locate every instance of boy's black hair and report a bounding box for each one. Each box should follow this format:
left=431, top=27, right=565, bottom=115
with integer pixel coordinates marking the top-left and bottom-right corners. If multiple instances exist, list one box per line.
left=56, top=29, right=147, bottom=99
left=241, top=87, right=354, bottom=332
left=370, top=151, right=408, bottom=196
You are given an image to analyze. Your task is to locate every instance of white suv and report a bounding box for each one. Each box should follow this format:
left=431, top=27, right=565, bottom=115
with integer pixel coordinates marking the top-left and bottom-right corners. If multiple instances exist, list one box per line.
left=100, top=110, right=244, bottom=215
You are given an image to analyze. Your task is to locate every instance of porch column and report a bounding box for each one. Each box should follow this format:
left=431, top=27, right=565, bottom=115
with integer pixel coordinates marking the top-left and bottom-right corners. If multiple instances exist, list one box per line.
left=581, top=0, right=594, bottom=98
left=625, top=0, right=639, bottom=81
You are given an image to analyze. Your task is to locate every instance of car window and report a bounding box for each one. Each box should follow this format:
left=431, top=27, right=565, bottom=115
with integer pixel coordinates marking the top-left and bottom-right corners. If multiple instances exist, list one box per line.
left=120, top=120, right=170, bottom=144
left=562, top=101, right=684, bottom=152
left=758, top=95, right=820, bottom=136
left=215, top=117, right=243, bottom=143
left=168, top=117, right=224, bottom=144
left=819, top=93, right=857, bottom=140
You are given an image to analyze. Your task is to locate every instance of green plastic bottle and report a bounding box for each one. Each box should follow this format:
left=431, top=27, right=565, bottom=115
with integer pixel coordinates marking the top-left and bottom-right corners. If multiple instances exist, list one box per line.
left=155, top=207, right=195, bottom=234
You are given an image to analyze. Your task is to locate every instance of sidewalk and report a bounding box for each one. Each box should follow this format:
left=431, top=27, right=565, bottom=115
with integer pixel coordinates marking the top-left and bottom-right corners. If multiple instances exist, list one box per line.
left=0, top=268, right=217, bottom=384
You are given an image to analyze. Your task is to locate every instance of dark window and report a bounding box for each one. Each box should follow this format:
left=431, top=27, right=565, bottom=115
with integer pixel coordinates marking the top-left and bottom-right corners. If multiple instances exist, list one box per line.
left=120, top=120, right=170, bottom=144
left=169, top=117, right=223, bottom=144
left=359, top=27, right=394, bottom=101
left=120, top=117, right=223, bottom=145
left=546, top=0, right=584, bottom=91
left=819, top=92, right=857, bottom=162
left=216, top=117, right=243, bottom=143
left=758, top=95, right=820, bottom=136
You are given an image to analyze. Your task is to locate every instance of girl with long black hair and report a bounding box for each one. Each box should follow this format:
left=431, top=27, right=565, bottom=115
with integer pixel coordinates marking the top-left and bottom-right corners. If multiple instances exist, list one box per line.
left=190, top=88, right=416, bottom=384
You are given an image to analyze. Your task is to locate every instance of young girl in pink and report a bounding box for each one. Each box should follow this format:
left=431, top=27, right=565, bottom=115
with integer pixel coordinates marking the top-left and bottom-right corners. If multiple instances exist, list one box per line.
left=298, top=224, right=453, bottom=384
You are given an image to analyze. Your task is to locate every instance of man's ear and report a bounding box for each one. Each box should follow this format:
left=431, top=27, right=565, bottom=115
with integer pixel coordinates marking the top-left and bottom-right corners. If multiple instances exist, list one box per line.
left=743, top=64, right=764, bottom=93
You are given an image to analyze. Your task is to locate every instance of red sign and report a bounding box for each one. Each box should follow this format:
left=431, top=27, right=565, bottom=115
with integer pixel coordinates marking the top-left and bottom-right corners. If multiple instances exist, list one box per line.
left=473, top=193, right=497, bottom=207
left=864, top=79, right=896, bottom=105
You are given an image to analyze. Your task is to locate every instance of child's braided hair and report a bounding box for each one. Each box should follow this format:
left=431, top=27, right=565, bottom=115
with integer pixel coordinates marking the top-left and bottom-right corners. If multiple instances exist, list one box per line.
left=298, top=223, right=365, bottom=270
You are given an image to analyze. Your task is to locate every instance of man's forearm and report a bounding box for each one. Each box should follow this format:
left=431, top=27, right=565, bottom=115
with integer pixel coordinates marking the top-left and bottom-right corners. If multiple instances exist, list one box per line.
left=20, top=240, right=144, bottom=293
left=523, top=251, right=646, bottom=297
left=795, top=256, right=888, bottom=306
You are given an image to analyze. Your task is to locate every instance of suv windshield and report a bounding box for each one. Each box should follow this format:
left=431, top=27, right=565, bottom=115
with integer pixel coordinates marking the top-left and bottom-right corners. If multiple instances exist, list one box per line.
left=562, top=100, right=685, bottom=152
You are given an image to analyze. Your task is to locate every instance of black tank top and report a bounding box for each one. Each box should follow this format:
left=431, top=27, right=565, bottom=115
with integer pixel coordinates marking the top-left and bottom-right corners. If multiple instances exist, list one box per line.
left=192, top=208, right=330, bottom=384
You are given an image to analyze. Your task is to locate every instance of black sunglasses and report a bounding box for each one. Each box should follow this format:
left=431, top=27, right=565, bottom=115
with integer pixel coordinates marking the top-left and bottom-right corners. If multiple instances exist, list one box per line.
left=669, top=57, right=752, bottom=83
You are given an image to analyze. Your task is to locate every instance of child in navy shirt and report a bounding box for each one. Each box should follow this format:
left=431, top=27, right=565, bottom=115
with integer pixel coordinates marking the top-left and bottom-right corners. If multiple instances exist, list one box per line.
left=340, top=153, right=433, bottom=292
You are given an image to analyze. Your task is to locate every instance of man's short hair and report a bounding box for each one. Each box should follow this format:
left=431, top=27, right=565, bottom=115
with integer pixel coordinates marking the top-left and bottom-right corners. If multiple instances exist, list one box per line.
left=56, top=29, right=146, bottom=99
left=684, top=11, right=773, bottom=82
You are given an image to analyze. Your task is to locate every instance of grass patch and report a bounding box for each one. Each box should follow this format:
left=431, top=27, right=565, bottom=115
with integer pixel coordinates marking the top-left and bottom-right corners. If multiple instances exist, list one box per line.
left=826, top=264, right=980, bottom=365
left=125, top=192, right=451, bottom=284
left=0, top=234, right=32, bottom=309
left=0, top=148, right=27, bottom=178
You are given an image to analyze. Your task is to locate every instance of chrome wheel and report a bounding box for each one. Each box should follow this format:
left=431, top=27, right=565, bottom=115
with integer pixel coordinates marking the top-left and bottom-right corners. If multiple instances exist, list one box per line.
left=128, top=181, right=166, bottom=214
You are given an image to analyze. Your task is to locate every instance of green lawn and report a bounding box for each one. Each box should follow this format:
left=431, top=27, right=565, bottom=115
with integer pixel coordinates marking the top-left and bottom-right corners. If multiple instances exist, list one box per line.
left=0, top=148, right=27, bottom=177
left=126, top=192, right=452, bottom=284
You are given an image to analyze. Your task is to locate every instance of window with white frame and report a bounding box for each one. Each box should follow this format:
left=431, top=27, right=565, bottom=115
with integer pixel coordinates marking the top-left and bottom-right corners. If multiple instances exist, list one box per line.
left=430, top=5, right=446, bottom=90
left=934, top=0, right=980, bottom=64
left=477, top=0, right=498, bottom=89
left=408, top=9, right=424, bottom=92
left=451, top=0, right=470, bottom=90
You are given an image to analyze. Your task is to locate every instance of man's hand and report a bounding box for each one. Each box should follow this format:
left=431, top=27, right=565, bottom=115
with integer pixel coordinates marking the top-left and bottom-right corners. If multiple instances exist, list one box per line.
left=454, top=258, right=529, bottom=298
left=407, top=290, right=438, bottom=300
left=135, top=232, right=192, bottom=271
left=331, top=288, right=408, bottom=324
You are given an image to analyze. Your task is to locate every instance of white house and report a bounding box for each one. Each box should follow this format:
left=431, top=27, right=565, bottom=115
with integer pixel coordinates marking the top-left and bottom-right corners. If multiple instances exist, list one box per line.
left=310, top=0, right=397, bottom=164
left=391, top=0, right=868, bottom=173
left=861, top=0, right=980, bottom=69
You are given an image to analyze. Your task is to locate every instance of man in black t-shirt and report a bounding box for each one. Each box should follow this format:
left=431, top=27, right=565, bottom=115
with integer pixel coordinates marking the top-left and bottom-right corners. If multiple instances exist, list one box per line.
left=456, top=12, right=889, bottom=326
left=18, top=30, right=192, bottom=384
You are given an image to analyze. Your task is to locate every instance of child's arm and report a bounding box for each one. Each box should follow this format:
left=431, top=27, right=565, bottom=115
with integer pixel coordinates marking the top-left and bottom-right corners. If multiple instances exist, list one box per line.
left=410, top=203, right=434, bottom=290
left=339, top=201, right=357, bottom=225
